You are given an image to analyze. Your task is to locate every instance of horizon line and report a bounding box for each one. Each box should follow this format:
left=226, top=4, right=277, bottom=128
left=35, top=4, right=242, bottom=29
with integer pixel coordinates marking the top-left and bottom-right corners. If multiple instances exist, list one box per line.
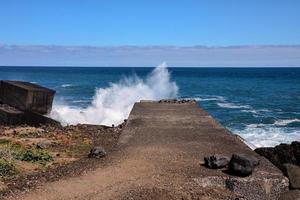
left=1, top=65, right=300, bottom=68
left=2, top=44, right=300, bottom=48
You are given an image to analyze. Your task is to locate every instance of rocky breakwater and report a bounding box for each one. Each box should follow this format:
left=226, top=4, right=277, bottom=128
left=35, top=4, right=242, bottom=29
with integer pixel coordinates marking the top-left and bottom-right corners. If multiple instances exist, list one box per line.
left=255, top=141, right=300, bottom=199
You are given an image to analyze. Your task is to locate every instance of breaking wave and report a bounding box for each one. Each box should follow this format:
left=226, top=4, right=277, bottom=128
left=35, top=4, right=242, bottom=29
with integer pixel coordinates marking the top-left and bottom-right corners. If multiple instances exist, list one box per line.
left=217, top=102, right=251, bottom=109
left=72, top=99, right=91, bottom=103
left=231, top=125, right=300, bottom=148
left=61, top=84, right=73, bottom=88
left=50, top=62, right=178, bottom=126
left=193, top=96, right=225, bottom=102
left=274, top=118, right=300, bottom=126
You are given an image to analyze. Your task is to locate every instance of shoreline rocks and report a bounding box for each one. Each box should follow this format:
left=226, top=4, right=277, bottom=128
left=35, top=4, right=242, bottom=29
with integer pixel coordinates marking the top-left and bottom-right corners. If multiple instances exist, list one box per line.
left=255, top=141, right=300, bottom=171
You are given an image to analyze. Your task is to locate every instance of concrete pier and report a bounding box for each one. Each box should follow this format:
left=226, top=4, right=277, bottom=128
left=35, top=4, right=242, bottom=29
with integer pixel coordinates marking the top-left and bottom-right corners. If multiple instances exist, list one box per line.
left=18, top=101, right=288, bottom=200
left=118, top=101, right=288, bottom=199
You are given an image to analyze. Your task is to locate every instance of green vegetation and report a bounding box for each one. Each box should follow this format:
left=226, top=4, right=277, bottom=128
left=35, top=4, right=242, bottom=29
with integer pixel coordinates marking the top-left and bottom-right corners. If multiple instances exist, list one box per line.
left=0, top=138, right=11, bottom=145
left=12, top=148, right=53, bottom=164
left=0, top=158, right=17, bottom=177
left=19, top=131, right=44, bottom=138
left=0, top=141, right=53, bottom=167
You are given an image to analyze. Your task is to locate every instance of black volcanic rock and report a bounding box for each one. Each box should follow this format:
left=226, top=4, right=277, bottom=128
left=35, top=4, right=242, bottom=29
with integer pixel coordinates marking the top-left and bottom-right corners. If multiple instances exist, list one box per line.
left=255, top=141, right=300, bottom=171
left=228, top=153, right=259, bottom=176
left=204, top=154, right=230, bottom=169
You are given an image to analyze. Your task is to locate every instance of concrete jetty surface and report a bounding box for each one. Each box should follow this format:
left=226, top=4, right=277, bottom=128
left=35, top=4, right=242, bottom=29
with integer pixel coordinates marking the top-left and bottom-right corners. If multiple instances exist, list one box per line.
left=15, top=101, right=288, bottom=200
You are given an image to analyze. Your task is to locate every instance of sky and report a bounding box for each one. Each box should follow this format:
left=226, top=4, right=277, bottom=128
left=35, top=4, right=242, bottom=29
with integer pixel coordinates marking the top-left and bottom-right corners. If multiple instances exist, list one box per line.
left=0, top=0, right=300, bottom=67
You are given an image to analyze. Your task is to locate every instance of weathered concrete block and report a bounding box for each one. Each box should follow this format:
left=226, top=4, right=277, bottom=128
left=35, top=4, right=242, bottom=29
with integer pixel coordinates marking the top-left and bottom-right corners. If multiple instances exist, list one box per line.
left=0, top=80, right=55, bottom=115
left=0, top=103, right=61, bottom=126
left=24, top=111, right=61, bottom=127
left=0, top=104, right=25, bottom=125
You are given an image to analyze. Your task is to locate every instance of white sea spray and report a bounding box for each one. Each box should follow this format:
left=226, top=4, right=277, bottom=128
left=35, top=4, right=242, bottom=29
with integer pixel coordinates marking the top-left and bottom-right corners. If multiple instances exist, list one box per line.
left=50, top=62, right=178, bottom=126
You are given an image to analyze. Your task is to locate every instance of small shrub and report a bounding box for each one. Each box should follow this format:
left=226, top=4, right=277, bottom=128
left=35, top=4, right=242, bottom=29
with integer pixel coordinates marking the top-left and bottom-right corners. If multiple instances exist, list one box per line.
left=0, top=138, right=11, bottom=145
left=0, top=148, right=13, bottom=160
left=0, top=158, right=16, bottom=177
left=13, top=148, right=53, bottom=164
left=19, top=131, right=40, bottom=138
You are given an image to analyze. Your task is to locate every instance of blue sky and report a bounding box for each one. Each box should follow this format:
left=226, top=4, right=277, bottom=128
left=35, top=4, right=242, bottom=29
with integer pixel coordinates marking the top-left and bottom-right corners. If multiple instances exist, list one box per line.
left=0, top=0, right=300, bottom=66
left=1, top=0, right=300, bottom=46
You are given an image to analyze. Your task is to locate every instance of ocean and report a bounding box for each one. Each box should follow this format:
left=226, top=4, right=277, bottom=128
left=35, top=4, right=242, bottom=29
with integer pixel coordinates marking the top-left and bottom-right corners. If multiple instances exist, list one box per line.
left=0, top=64, right=299, bottom=148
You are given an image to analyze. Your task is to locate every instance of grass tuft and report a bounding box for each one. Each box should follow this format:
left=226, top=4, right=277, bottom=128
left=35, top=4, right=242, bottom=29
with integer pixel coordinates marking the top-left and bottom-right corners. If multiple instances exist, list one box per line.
left=0, top=158, right=17, bottom=177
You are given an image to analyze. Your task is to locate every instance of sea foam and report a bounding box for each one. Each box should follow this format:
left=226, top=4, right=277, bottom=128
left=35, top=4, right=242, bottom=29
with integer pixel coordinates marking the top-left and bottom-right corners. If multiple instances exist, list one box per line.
left=50, top=62, right=178, bottom=126
left=61, top=84, right=73, bottom=88
left=188, top=95, right=225, bottom=102
left=231, top=125, right=300, bottom=148
left=274, top=119, right=300, bottom=126
left=217, top=102, right=251, bottom=109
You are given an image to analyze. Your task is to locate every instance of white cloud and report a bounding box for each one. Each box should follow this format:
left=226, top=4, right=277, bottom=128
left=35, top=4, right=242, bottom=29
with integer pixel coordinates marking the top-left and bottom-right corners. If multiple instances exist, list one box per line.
left=0, top=45, right=300, bottom=67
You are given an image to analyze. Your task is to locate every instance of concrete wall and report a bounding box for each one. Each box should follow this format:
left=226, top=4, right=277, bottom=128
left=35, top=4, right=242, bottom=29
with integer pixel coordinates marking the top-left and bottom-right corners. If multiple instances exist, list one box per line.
left=0, top=81, right=55, bottom=115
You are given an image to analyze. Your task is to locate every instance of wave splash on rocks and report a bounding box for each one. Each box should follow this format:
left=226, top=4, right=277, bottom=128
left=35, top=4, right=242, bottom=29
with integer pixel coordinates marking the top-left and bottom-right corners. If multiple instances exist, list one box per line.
left=49, top=62, right=178, bottom=126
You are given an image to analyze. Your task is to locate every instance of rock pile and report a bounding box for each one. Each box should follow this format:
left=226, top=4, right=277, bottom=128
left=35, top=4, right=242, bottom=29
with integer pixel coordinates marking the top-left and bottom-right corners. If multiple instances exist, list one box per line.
left=204, top=153, right=259, bottom=177
left=158, top=99, right=197, bottom=104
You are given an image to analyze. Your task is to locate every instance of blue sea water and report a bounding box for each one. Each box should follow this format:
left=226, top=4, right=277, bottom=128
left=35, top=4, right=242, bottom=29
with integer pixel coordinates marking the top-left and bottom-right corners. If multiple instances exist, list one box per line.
left=0, top=66, right=299, bottom=147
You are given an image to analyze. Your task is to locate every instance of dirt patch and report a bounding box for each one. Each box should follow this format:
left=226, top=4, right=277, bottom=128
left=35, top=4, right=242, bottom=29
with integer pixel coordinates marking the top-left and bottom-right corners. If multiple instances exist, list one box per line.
left=0, top=121, right=125, bottom=198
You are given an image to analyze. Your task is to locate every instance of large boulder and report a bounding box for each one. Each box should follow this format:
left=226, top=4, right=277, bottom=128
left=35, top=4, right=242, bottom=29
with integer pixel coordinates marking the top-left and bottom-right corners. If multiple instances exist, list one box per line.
left=228, top=153, right=259, bottom=176
left=204, top=154, right=230, bottom=169
left=284, top=164, right=300, bottom=189
left=255, top=141, right=300, bottom=171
